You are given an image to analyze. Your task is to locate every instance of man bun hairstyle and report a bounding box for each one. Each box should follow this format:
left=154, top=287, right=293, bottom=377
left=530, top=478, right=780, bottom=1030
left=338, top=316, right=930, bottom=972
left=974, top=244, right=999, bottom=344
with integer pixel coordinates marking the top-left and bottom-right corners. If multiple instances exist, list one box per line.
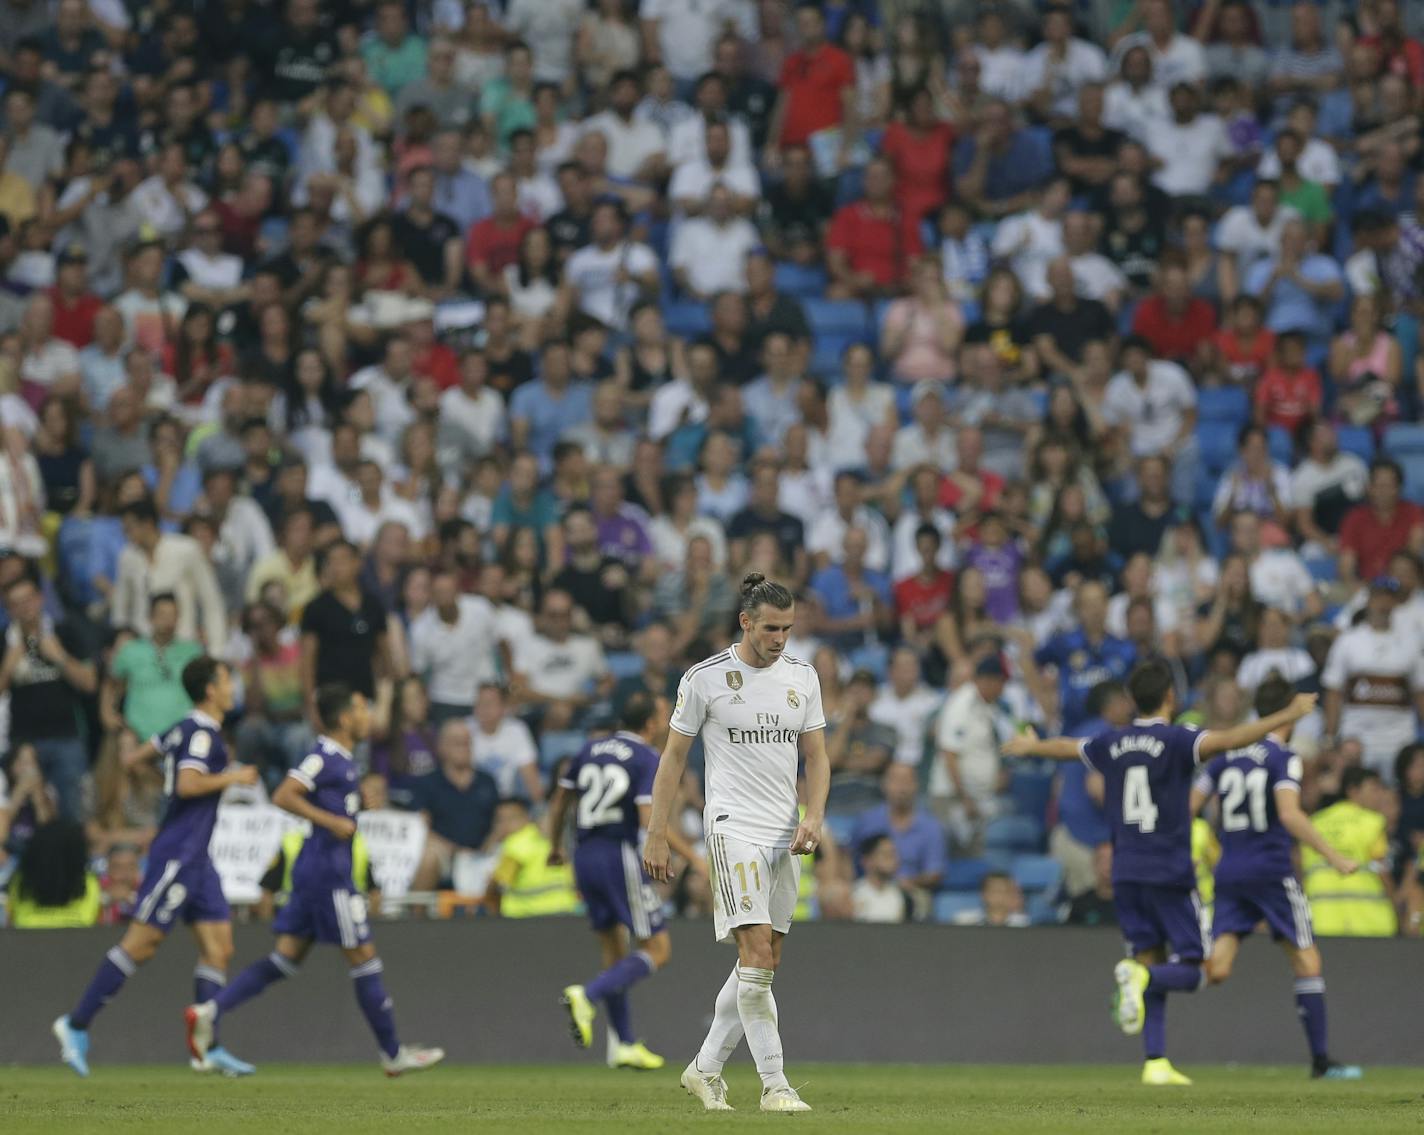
left=740, top=572, right=793, bottom=617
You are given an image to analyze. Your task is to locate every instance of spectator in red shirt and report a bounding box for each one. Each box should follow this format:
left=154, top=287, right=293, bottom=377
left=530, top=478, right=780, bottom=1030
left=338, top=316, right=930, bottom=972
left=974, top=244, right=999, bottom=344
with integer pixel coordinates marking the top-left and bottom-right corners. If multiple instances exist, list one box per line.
left=827, top=157, right=921, bottom=298
left=768, top=3, right=856, bottom=157
left=881, top=86, right=956, bottom=252
left=1361, top=0, right=1424, bottom=90
left=1130, top=254, right=1217, bottom=371
left=465, top=172, right=535, bottom=295
left=939, top=426, right=1005, bottom=514
left=409, top=316, right=460, bottom=389
left=1338, top=459, right=1424, bottom=585
left=1254, top=330, right=1322, bottom=432
left=895, top=523, right=954, bottom=649
left=1208, top=294, right=1275, bottom=387
left=47, top=246, right=103, bottom=348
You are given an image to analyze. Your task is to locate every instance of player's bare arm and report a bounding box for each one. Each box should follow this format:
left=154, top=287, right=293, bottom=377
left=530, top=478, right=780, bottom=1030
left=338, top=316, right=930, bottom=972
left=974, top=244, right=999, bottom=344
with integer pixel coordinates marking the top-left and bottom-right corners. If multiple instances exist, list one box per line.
left=639, top=801, right=702, bottom=869
left=1275, top=786, right=1358, bottom=876
left=644, top=724, right=693, bottom=882
left=1198, top=693, right=1318, bottom=758
left=272, top=776, right=357, bottom=840
left=1002, top=729, right=1083, bottom=761
left=792, top=727, right=829, bottom=855
left=545, top=784, right=573, bottom=865
left=176, top=763, right=258, bottom=798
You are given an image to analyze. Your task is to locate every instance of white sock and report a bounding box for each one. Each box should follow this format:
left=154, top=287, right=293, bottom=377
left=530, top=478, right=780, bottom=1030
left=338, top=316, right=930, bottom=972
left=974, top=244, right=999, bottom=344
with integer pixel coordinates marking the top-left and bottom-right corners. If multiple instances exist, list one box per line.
left=735, top=966, right=789, bottom=1090
left=695, top=964, right=743, bottom=1075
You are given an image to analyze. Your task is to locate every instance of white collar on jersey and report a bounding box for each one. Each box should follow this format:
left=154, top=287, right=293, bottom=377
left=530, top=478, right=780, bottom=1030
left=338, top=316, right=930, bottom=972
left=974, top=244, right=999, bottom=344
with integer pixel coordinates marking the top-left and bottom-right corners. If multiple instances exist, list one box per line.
left=317, top=734, right=353, bottom=760
left=727, top=642, right=777, bottom=671
left=1132, top=717, right=1169, bottom=726
left=190, top=709, right=220, bottom=729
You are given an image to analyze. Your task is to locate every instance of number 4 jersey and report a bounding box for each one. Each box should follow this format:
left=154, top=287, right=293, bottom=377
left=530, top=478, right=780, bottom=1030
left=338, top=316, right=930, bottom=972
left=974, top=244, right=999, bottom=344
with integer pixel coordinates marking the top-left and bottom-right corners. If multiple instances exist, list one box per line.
left=559, top=731, right=659, bottom=846
left=1194, top=737, right=1302, bottom=885
left=1078, top=718, right=1205, bottom=890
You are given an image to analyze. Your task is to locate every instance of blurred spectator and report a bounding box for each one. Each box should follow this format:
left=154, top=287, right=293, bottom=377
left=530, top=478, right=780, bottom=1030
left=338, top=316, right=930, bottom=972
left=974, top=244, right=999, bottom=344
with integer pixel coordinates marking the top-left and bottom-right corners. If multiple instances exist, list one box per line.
left=7, top=818, right=99, bottom=928
left=827, top=157, right=919, bottom=300
left=509, top=588, right=611, bottom=731
left=470, top=683, right=542, bottom=804
left=236, top=600, right=309, bottom=784
left=1103, top=336, right=1198, bottom=504
left=102, top=592, right=200, bottom=742
left=851, top=834, right=910, bottom=924
left=851, top=763, right=947, bottom=894
left=300, top=539, right=389, bottom=726
left=410, top=717, right=501, bottom=890
left=1065, top=843, right=1118, bottom=926
left=1329, top=294, right=1403, bottom=431
left=1338, top=460, right=1424, bottom=586
left=409, top=568, right=498, bottom=723
left=1304, top=767, right=1396, bottom=936
left=951, top=870, right=1029, bottom=928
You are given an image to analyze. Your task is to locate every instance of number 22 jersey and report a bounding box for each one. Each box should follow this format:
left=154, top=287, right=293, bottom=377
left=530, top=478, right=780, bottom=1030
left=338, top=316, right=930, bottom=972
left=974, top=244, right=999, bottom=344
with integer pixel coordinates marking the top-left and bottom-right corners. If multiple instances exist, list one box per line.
left=559, top=731, right=659, bottom=846
left=1078, top=718, right=1205, bottom=890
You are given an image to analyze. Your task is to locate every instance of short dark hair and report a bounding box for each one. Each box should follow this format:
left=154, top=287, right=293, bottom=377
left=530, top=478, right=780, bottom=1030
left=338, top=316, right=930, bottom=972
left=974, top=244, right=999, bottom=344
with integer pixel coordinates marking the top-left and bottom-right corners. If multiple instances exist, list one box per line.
left=858, top=833, right=893, bottom=860
left=1086, top=680, right=1128, bottom=718
left=119, top=499, right=160, bottom=527
left=1254, top=673, right=1295, bottom=718
left=1369, top=457, right=1403, bottom=486
left=620, top=689, right=656, bottom=732
left=316, top=683, right=356, bottom=731
left=1126, top=659, right=1175, bottom=715
left=148, top=591, right=178, bottom=614
left=914, top=522, right=942, bottom=546
left=314, top=539, right=358, bottom=575
left=181, top=656, right=226, bottom=703
left=1341, top=766, right=1381, bottom=796
left=739, top=572, right=794, bottom=618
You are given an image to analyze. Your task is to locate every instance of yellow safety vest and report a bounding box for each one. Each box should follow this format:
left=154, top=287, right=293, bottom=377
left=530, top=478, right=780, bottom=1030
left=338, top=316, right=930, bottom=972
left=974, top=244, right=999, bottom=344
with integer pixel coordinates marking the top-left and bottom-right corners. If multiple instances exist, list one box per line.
left=794, top=805, right=816, bottom=920
left=1301, top=800, right=1396, bottom=937
left=494, top=823, right=580, bottom=918
left=278, top=828, right=372, bottom=894
left=9, top=874, right=102, bottom=928
left=1192, top=818, right=1219, bottom=909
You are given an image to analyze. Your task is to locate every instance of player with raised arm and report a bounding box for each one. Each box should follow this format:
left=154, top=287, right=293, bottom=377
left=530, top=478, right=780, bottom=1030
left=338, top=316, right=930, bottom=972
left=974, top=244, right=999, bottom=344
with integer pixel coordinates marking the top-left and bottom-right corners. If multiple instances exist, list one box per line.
left=184, top=684, right=443, bottom=1077
left=644, top=573, right=829, bottom=1115
left=547, top=690, right=698, bottom=1070
left=1190, top=674, right=1363, bottom=1081
left=54, top=657, right=258, bottom=1079
left=1004, top=659, right=1317, bottom=1086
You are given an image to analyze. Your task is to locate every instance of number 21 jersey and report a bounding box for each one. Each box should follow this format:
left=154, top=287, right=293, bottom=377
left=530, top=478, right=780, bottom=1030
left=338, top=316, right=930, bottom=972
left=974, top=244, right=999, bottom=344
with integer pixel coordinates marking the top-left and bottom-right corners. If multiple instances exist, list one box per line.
left=1078, top=718, right=1204, bottom=889
left=1194, top=738, right=1301, bottom=885
left=560, top=731, right=658, bottom=845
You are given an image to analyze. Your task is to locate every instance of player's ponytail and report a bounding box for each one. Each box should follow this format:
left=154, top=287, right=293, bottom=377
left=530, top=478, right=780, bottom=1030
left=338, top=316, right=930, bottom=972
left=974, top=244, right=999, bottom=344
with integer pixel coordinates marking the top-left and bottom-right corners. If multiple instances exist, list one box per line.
left=740, top=572, right=793, bottom=618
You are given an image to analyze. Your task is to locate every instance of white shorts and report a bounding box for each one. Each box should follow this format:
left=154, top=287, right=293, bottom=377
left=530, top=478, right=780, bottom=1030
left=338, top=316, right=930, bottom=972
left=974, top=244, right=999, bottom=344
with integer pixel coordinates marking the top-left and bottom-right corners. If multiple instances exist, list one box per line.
left=706, top=830, right=801, bottom=945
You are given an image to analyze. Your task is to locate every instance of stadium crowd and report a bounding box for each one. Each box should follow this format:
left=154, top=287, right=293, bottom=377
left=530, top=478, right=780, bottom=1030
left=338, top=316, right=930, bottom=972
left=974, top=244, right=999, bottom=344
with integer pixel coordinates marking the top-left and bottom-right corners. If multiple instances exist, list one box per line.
left=0, top=0, right=1423, bottom=938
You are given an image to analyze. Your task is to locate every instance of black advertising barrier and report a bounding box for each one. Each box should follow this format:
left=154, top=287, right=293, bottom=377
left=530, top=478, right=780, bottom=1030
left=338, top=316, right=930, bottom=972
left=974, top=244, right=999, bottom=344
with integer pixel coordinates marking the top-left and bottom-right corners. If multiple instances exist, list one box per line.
left=3, top=919, right=1420, bottom=1065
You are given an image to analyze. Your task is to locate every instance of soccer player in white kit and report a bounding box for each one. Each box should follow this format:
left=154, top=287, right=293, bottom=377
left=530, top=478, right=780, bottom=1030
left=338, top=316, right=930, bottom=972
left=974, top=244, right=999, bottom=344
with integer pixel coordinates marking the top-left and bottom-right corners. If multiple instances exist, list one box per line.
left=644, top=573, right=829, bottom=1114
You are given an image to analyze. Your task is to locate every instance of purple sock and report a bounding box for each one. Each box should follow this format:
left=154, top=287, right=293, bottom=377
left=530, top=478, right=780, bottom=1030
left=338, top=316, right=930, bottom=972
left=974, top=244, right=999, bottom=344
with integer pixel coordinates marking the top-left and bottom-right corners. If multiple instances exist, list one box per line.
left=604, top=992, right=635, bottom=1044
left=71, top=947, right=137, bottom=1030
left=351, top=958, right=400, bottom=1059
left=215, top=952, right=295, bottom=1017
left=1148, top=962, right=1203, bottom=993
left=1143, top=990, right=1168, bottom=1060
left=585, top=951, right=654, bottom=1003
left=1294, top=977, right=1329, bottom=1063
left=195, top=965, right=225, bottom=1044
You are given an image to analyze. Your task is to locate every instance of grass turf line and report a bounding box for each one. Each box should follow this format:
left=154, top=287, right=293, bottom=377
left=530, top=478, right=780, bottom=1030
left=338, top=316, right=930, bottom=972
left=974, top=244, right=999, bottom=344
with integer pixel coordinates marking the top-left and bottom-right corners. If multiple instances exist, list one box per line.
left=5, top=1064, right=1419, bottom=1134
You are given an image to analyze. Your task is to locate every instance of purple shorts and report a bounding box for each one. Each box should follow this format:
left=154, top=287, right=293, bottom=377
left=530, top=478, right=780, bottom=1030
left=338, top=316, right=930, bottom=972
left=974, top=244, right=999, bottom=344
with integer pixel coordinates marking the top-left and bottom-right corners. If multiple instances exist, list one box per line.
left=1115, top=881, right=1208, bottom=962
left=133, top=856, right=230, bottom=932
left=1214, top=877, right=1314, bottom=948
left=273, top=885, right=373, bottom=949
left=574, top=838, right=665, bottom=941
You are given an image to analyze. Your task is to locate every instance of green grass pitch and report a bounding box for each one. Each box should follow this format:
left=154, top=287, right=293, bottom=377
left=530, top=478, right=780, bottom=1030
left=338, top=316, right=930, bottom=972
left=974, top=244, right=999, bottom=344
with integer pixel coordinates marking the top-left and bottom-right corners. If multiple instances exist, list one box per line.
left=6, top=1064, right=1421, bottom=1133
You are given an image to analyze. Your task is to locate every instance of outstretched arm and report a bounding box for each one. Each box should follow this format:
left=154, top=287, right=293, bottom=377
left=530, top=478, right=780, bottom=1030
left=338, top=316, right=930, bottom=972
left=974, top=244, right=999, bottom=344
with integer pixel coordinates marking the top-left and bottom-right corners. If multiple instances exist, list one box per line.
left=643, top=728, right=693, bottom=882
left=1198, top=693, right=1318, bottom=758
left=1002, top=729, right=1084, bottom=762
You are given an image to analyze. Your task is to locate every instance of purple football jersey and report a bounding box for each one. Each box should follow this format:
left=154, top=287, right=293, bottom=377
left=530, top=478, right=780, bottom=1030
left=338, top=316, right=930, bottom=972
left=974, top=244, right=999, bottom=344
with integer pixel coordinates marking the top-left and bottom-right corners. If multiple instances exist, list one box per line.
left=559, top=731, right=658, bottom=845
left=288, top=737, right=360, bottom=887
left=1079, top=718, right=1205, bottom=889
left=148, top=711, right=229, bottom=864
left=1196, top=737, right=1302, bottom=885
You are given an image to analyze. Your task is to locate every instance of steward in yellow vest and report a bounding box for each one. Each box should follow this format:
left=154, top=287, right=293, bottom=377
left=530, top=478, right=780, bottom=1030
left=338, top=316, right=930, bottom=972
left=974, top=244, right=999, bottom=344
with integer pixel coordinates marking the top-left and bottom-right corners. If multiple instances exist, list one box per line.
left=1302, top=768, right=1397, bottom=937
left=486, top=800, right=580, bottom=918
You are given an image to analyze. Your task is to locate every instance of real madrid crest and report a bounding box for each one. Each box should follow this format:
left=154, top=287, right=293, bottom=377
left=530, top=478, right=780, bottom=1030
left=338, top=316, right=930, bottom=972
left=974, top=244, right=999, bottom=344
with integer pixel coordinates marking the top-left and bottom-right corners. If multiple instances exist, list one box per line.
left=726, top=671, right=743, bottom=690
left=786, top=688, right=799, bottom=708
left=740, top=895, right=754, bottom=913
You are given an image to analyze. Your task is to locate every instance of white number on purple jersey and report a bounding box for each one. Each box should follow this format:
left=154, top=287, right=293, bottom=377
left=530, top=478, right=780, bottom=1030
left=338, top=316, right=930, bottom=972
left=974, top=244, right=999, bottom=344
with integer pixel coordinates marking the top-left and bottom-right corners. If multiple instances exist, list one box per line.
left=1122, top=765, right=1158, bottom=833
left=576, top=763, right=631, bottom=829
left=1220, top=766, right=1269, bottom=833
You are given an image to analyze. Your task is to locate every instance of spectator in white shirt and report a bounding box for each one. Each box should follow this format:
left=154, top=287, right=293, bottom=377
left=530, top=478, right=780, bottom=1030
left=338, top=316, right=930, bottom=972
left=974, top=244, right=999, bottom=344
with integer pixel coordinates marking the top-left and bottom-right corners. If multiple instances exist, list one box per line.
left=1112, top=0, right=1207, bottom=91
left=1103, top=44, right=1171, bottom=144
left=668, top=119, right=760, bottom=218
left=973, top=8, right=1028, bottom=101
left=199, top=466, right=276, bottom=605
left=510, top=588, right=613, bottom=731
left=438, top=350, right=507, bottom=468
left=132, top=142, right=209, bottom=242
left=349, top=335, right=418, bottom=446
left=337, top=461, right=426, bottom=547
left=410, top=569, right=499, bottom=722
left=647, top=339, right=716, bottom=442
left=892, top=382, right=958, bottom=473
left=17, top=293, right=81, bottom=404
left=469, top=682, right=543, bottom=802
left=870, top=647, right=944, bottom=767
left=113, top=498, right=227, bottom=648
left=852, top=835, right=911, bottom=924
left=640, top=0, right=753, bottom=86
left=990, top=177, right=1069, bottom=298
left=1103, top=336, right=1199, bottom=505
left=1018, top=3, right=1108, bottom=122
left=1257, top=100, right=1340, bottom=188
left=1228, top=510, right=1317, bottom=618
left=581, top=69, right=668, bottom=183
left=670, top=184, right=760, bottom=299
left=173, top=210, right=248, bottom=309
left=1216, top=179, right=1299, bottom=275
left=503, top=0, right=583, bottom=86
left=808, top=470, right=891, bottom=575
left=1146, top=83, right=1231, bottom=197
left=668, top=72, right=755, bottom=170
left=560, top=199, right=660, bottom=332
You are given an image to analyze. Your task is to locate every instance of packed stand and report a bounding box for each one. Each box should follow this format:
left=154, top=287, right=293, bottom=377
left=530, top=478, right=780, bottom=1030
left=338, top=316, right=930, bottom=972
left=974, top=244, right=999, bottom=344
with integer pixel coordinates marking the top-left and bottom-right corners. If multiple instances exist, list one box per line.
left=2, top=0, right=1424, bottom=938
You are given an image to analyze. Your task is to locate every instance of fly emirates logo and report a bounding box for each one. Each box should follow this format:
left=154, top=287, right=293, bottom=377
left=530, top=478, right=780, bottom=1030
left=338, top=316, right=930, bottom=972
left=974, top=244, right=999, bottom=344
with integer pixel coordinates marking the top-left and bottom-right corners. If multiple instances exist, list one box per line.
left=727, top=711, right=801, bottom=745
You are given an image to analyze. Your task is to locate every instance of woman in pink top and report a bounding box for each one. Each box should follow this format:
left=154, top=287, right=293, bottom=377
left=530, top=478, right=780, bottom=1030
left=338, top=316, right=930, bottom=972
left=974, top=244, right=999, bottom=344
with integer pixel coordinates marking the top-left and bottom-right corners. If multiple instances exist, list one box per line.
left=1329, top=293, right=1403, bottom=428
left=879, top=256, right=964, bottom=384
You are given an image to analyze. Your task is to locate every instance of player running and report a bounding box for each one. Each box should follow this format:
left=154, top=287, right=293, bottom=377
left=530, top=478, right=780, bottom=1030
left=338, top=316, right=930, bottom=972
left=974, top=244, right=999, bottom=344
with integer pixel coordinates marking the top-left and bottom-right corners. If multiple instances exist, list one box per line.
left=54, top=657, right=258, bottom=1078
left=547, top=690, right=695, bottom=1070
left=185, top=684, right=443, bottom=1077
left=1191, top=674, right=1363, bottom=1080
left=1005, top=659, right=1317, bottom=1086
left=644, top=573, right=829, bottom=1114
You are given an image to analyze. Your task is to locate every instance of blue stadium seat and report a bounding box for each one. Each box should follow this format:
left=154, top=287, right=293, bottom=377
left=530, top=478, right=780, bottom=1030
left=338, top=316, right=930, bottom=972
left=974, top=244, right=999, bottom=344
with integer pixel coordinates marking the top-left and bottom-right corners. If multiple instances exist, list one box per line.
left=1266, top=426, right=1294, bottom=465
left=1008, top=770, right=1054, bottom=827
left=1401, top=454, right=1424, bottom=505
left=958, top=299, right=981, bottom=325
left=773, top=262, right=828, bottom=299
left=943, top=858, right=990, bottom=891
left=1197, top=386, right=1250, bottom=426
left=1335, top=425, right=1375, bottom=463
left=812, top=332, right=869, bottom=378
left=932, top=892, right=983, bottom=924
left=984, top=814, right=1043, bottom=853
left=538, top=731, right=585, bottom=771
left=1306, top=557, right=1338, bottom=584
left=804, top=298, right=871, bottom=337
left=1026, top=893, right=1063, bottom=926
left=605, top=651, right=643, bottom=681
left=1197, top=422, right=1238, bottom=475
left=1383, top=423, right=1424, bottom=458
left=826, top=812, right=858, bottom=848
left=1011, top=854, right=1063, bottom=895
left=662, top=300, right=711, bottom=340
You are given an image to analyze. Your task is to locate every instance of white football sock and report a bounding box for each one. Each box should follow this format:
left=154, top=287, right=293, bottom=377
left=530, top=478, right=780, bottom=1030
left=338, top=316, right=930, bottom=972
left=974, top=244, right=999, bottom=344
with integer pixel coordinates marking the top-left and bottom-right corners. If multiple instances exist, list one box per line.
left=735, top=966, right=789, bottom=1090
left=695, top=964, right=743, bottom=1075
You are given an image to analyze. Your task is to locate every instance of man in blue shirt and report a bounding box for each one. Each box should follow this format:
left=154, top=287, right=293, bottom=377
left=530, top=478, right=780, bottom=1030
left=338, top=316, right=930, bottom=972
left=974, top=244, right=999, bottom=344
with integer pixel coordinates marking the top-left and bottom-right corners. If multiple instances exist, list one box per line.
left=808, top=527, right=892, bottom=653
left=1053, top=680, right=1131, bottom=897
left=952, top=99, right=1054, bottom=218
left=509, top=340, right=596, bottom=472
left=1243, top=216, right=1344, bottom=355
left=851, top=763, right=947, bottom=893
left=1029, top=580, right=1136, bottom=733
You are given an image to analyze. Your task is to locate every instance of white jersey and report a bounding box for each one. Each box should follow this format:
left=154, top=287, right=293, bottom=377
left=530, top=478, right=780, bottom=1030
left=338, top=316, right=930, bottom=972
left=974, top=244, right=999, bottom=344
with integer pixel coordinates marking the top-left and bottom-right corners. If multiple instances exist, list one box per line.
left=670, top=643, right=825, bottom=848
left=1320, top=622, right=1424, bottom=775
